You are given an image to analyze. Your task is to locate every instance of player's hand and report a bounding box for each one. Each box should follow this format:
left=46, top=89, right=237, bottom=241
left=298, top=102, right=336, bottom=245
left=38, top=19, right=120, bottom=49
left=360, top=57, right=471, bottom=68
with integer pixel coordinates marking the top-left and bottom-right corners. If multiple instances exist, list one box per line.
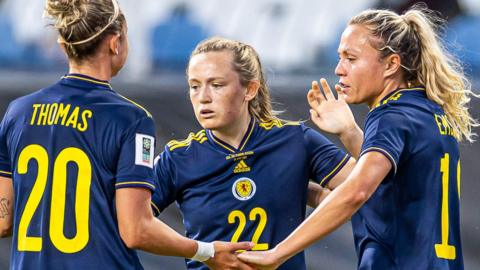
left=204, top=241, right=258, bottom=270
left=307, top=78, right=357, bottom=137
left=237, top=248, right=283, bottom=270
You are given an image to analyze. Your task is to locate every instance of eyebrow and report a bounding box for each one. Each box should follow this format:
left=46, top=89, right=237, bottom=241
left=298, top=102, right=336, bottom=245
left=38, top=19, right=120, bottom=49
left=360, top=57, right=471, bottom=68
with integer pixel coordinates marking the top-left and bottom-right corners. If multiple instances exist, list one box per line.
left=188, top=77, right=225, bottom=83
left=338, top=47, right=360, bottom=55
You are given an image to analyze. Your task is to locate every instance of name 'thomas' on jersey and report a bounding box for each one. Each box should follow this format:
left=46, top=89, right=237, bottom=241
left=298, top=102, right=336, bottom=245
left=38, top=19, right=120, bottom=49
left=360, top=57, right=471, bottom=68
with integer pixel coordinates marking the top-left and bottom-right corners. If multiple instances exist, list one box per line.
left=152, top=118, right=350, bottom=270
left=0, top=74, right=156, bottom=270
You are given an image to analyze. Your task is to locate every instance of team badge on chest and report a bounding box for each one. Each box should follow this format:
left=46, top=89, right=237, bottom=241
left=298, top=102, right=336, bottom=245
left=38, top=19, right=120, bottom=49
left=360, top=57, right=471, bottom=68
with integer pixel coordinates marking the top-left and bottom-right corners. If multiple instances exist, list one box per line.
left=232, top=177, right=256, bottom=201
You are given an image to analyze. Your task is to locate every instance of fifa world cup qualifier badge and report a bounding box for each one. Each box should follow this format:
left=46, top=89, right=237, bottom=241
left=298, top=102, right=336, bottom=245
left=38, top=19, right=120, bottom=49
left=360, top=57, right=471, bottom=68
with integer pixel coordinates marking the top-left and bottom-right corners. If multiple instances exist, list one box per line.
left=135, top=133, right=155, bottom=168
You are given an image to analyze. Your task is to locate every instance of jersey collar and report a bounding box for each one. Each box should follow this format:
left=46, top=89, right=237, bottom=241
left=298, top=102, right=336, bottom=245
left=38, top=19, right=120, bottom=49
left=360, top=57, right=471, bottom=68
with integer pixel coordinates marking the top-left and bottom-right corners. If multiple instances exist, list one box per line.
left=61, top=73, right=113, bottom=90
left=370, top=86, right=425, bottom=112
left=207, top=117, right=256, bottom=153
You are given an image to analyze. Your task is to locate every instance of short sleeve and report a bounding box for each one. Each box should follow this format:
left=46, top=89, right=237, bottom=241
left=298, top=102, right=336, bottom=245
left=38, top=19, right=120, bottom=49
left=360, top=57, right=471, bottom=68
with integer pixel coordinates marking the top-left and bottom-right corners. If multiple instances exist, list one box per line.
left=150, top=149, right=177, bottom=216
left=304, top=125, right=350, bottom=187
left=360, top=110, right=411, bottom=174
left=0, top=112, right=12, bottom=177
left=115, top=116, right=156, bottom=192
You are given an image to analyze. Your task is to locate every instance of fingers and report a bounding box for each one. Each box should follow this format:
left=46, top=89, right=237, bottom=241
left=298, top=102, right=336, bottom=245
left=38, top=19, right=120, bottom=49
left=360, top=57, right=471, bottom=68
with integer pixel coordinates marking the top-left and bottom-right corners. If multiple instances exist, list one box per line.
left=237, top=251, right=264, bottom=265
left=320, top=78, right=335, bottom=100
left=335, top=84, right=345, bottom=100
left=225, top=241, right=254, bottom=252
left=307, top=81, right=325, bottom=109
left=309, top=109, right=320, bottom=123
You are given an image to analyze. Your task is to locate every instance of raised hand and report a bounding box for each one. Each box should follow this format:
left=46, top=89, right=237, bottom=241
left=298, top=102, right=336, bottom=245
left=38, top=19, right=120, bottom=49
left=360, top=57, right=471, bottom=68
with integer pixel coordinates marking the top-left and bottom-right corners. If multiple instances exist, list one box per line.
left=307, top=78, right=363, bottom=157
left=204, top=241, right=258, bottom=270
left=307, top=78, right=357, bottom=135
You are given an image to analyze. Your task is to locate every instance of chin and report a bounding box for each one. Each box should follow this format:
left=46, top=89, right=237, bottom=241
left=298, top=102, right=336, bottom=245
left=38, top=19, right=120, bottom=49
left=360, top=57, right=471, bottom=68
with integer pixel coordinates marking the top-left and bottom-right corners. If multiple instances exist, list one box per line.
left=197, top=118, right=217, bottom=130
left=344, top=95, right=362, bottom=105
left=344, top=95, right=355, bottom=104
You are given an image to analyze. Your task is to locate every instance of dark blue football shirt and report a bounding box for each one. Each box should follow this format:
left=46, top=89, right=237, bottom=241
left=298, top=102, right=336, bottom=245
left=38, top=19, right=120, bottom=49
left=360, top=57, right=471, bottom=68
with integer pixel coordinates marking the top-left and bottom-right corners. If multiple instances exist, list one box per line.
left=0, top=74, right=156, bottom=270
left=152, top=119, right=350, bottom=270
left=355, top=87, right=463, bottom=270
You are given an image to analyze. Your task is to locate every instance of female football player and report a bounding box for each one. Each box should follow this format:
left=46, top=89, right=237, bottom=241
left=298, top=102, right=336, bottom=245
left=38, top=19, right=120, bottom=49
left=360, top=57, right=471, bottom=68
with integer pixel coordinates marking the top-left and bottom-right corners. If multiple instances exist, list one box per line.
left=151, top=37, right=356, bottom=270
left=239, top=5, right=477, bottom=270
left=0, top=1, right=251, bottom=269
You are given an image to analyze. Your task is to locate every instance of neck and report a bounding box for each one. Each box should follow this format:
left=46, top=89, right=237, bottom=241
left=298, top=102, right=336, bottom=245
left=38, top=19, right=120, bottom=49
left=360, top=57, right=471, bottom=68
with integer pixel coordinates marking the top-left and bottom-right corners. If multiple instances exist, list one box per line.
left=367, top=80, right=408, bottom=109
left=69, top=59, right=112, bottom=81
left=212, top=112, right=251, bottom=150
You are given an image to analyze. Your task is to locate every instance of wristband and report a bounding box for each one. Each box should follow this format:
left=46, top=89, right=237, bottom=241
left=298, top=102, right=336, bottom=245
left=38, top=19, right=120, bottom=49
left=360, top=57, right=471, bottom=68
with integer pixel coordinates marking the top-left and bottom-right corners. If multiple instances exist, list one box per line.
left=191, top=241, right=215, bottom=262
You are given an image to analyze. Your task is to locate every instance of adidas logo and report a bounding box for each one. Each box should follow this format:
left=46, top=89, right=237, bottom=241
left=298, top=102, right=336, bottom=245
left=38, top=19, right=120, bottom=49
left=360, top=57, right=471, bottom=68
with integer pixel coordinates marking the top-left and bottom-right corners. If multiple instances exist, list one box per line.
left=233, top=160, right=251, bottom=173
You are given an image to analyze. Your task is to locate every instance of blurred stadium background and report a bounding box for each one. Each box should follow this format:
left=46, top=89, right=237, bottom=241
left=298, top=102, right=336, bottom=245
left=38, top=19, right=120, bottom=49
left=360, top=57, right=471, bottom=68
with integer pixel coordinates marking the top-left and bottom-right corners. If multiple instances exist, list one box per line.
left=0, top=0, right=479, bottom=269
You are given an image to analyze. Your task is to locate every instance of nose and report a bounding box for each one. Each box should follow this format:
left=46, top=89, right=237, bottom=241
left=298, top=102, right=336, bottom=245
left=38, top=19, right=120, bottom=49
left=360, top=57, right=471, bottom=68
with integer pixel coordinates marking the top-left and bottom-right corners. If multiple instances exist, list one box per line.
left=198, top=86, right=212, bottom=104
left=335, top=60, right=346, bottom=77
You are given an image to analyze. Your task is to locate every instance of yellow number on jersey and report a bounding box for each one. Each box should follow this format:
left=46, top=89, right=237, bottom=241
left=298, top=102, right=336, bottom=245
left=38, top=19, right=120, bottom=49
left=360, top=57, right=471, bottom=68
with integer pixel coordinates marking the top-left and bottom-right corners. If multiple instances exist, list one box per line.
left=228, top=207, right=269, bottom=251
left=434, top=153, right=459, bottom=260
left=17, top=145, right=92, bottom=253
left=17, top=145, right=48, bottom=252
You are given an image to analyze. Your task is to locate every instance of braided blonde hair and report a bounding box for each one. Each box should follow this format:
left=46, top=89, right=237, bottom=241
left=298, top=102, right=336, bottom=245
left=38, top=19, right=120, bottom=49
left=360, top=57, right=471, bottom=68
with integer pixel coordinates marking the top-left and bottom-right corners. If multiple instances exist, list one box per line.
left=44, top=0, right=125, bottom=61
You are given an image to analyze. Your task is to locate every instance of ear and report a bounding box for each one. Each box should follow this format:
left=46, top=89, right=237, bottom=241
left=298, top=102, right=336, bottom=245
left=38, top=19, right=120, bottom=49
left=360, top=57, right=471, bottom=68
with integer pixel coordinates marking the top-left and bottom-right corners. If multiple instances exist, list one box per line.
left=245, top=80, right=260, bottom=101
left=58, top=43, right=68, bottom=55
left=384, top=54, right=402, bottom=77
left=109, top=34, right=121, bottom=55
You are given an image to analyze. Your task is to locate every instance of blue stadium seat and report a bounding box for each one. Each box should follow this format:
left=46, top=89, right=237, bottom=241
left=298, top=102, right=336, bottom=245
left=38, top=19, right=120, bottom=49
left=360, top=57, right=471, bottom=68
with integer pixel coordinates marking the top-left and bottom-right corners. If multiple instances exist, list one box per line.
left=0, top=15, right=25, bottom=68
left=151, top=5, right=209, bottom=71
left=0, top=15, right=59, bottom=71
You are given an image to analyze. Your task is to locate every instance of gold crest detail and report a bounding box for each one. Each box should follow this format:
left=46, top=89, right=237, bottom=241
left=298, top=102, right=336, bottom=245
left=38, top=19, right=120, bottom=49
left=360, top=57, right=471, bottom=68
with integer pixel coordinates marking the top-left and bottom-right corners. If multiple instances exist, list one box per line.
left=232, top=178, right=256, bottom=201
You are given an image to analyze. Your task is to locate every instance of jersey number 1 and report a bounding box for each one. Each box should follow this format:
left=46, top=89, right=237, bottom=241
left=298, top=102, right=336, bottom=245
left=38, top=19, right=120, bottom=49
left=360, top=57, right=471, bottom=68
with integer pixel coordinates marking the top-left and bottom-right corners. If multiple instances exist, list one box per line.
left=17, top=144, right=91, bottom=253
left=434, top=153, right=460, bottom=260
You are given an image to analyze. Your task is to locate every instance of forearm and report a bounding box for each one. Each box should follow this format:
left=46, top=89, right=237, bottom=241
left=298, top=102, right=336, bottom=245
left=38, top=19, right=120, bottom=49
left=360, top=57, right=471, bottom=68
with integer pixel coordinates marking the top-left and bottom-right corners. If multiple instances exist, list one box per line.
left=306, top=182, right=331, bottom=208
left=274, top=152, right=391, bottom=264
left=133, top=215, right=197, bottom=257
left=276, top=177, right=366, bottom=263
left=338, top=124, right=363, bottom=159
left=0, top=177, right=13, bottom=238
left=116, top=188, right=198, bottom=258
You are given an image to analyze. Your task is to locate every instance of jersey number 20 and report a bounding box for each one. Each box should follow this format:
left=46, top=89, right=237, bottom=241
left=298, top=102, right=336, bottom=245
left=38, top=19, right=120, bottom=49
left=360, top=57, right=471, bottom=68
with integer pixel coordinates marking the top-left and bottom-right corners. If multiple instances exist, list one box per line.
left=17, top=144, right=91, bottom=253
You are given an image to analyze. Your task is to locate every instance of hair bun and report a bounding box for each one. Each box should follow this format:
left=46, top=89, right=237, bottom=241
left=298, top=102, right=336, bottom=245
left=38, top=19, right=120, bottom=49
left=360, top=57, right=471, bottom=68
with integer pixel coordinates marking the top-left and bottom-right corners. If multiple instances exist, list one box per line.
left=45, top=0, right=88, bottom=29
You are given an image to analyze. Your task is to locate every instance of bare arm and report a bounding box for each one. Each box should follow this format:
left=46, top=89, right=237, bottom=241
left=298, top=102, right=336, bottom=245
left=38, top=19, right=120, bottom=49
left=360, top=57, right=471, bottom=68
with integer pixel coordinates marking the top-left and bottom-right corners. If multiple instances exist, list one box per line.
left=308, top=79, right=363, bottom=158
left=307, top=157, right=356, bottom=207
left=116, top=187, right=255, bottom=270
left=239, top=152, right=392, bottom=269
left=306, top=182, right=330, bottom=208
left=0, top=176, right=13, bottom=238
left=116, top=187, right=198, bottom=256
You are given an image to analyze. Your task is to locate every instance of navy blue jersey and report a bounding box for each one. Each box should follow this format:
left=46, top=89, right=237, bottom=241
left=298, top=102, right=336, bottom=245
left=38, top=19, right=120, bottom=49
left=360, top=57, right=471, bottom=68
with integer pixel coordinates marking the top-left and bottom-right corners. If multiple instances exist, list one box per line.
left=152, top=119, right=350, bottom=270
left=0, top=74, right=156, bottom=270
left=354, top=87, right=463, bottom=270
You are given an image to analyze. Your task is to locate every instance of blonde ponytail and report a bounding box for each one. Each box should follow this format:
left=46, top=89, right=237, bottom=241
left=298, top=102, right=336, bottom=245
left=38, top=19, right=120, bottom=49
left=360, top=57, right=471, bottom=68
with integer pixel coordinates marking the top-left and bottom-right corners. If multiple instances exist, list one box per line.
left=350, top=5, right=478, bottom=142
left=403, top=8, right=478, bottom=142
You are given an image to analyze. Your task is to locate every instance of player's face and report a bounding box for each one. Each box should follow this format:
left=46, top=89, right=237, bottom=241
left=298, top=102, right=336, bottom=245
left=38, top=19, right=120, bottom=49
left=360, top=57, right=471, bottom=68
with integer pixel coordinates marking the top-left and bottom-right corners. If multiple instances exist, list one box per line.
left=111, top=23, right=129, bottom=76
left=335, top=24, right=387, bottom=107
left=188, top=51, right=250, bottom=132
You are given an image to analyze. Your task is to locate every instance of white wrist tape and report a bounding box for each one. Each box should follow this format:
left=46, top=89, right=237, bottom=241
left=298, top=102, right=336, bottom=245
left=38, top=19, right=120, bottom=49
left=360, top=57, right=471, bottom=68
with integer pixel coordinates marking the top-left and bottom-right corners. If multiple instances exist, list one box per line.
left=191, top=241, right=215, bottom=262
